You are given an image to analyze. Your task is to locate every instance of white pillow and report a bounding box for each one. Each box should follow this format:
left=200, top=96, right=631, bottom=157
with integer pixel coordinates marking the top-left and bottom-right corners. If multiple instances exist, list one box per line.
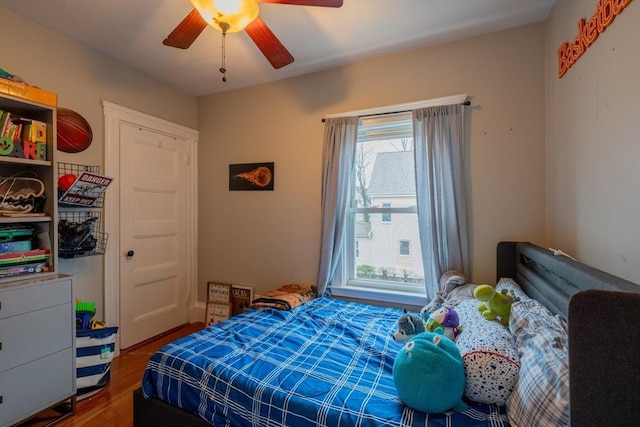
left=454, top=299, right=520, bottom=405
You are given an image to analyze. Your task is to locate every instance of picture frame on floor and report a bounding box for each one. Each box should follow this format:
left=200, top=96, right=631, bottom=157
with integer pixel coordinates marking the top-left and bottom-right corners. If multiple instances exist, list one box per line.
left=207, top=281, right=232, bottom=303
left=205, top=302, right=233, bottom=326
left=231, top=285, right=254, bottom=316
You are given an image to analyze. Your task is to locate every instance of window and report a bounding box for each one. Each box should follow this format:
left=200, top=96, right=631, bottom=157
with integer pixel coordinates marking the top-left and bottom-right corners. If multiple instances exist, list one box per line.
left=381, top=203, right=392, bottom=223
left=322, top=94, right=468, bottom=306
left=341, top=112, right=425, bottom=297
left=399, top=240, right=410, bottom=256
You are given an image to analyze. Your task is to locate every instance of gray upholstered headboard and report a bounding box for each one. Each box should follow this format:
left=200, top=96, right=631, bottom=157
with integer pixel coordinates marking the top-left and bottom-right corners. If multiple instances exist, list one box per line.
left=496, top=241, right=640, bottom=427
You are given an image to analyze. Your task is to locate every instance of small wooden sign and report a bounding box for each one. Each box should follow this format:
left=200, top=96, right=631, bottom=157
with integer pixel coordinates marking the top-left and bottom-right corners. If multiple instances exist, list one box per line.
left=205, top=302, right=233, bottom=326
left=207, top=281, right=232, bottom=303
left=231, top=285, right=254, bottom=316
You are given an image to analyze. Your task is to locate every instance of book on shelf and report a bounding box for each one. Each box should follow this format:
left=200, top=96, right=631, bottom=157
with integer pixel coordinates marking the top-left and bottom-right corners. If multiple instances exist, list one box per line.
left=59, top=171, right=113, bottom=207
left=0, top=260, right=49, bottom=278
left=0, top=113, right=47, bottom=160
left=0, top=110, right=12, bottom=137
left=0, top=248, right=50, bottom=266
left=0, top=240, right=31, bottom=254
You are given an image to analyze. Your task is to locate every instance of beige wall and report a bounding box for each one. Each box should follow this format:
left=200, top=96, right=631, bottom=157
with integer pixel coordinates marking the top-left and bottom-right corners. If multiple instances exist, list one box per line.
left=545, top=0, right=640, bottom=283
left=0, top=8, right=198, bottom=318
left=197, top=23, right=547, bottom=300
left=8, top=1, right=634, bottom=313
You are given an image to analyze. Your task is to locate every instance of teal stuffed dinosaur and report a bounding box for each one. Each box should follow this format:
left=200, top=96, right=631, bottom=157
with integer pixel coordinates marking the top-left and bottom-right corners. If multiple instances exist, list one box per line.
left=473, top=284, right=515, bottom=326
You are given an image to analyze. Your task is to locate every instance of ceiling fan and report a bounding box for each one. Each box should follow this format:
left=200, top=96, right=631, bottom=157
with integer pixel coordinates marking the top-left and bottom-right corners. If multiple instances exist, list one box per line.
left=164, top=0, right=344, bottom=70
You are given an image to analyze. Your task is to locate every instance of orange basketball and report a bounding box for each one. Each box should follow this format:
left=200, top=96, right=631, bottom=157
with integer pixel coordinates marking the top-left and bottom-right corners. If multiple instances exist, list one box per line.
left=57, top=108, right=93, bottom=153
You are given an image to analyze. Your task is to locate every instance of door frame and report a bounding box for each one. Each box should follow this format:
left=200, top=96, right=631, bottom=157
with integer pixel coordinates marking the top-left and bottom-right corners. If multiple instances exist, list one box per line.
left=103, top=101, right=200, bottom=355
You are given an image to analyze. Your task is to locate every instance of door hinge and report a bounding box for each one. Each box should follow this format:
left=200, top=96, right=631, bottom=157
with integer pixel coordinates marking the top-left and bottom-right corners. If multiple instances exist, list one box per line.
left=0, top=395, right=3, bottom=404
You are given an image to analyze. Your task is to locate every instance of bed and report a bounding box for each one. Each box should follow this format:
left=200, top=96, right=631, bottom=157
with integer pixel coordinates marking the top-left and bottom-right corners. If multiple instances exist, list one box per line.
left=134, top=241, right=640, bottom=427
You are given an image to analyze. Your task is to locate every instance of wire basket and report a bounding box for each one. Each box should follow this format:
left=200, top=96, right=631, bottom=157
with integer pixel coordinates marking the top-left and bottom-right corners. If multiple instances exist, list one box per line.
left=57, top=162, right=106, bottom=209
left=58, top=210, right=108, bottom=258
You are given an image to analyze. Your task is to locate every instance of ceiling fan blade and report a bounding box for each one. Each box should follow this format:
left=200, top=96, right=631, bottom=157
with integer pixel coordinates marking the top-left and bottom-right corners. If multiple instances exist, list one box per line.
left=245, top=17, right=294, bottom=69
left=163, top=9, right=208, bottom=49
left=258, top=0, right=343, bottom=7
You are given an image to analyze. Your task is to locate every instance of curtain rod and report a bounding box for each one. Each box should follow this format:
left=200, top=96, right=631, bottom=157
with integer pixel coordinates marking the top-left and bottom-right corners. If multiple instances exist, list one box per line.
left=321, top=94, right=469, bottom=122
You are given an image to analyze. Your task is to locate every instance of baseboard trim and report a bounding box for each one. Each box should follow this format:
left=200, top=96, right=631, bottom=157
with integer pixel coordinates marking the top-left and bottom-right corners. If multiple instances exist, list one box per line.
left=189, top=301, right=206, bottom=324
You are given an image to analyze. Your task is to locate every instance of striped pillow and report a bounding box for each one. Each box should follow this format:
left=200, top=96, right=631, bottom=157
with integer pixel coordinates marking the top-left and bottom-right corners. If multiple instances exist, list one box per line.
left=506, top=298, right=570, bottom=427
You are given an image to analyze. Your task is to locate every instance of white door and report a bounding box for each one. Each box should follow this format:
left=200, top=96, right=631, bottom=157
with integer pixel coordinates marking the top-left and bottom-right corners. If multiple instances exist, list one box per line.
left=118, top=123, right=188, bottom=349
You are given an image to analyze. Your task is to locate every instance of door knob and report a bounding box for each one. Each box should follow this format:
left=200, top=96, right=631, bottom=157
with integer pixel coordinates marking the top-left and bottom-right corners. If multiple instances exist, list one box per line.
left=126, top=250, right=134, bottom=259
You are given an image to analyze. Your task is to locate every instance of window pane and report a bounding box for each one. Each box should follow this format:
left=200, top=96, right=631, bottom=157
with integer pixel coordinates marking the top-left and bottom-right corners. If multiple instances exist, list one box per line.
left=352, top=212, right=424, bottom=286
left=346, top=111, right=424, bottom=294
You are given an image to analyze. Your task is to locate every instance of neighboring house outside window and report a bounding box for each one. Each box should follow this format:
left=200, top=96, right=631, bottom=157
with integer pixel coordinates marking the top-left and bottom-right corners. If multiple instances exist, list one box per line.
left=344, top=112, right=425, bottom=296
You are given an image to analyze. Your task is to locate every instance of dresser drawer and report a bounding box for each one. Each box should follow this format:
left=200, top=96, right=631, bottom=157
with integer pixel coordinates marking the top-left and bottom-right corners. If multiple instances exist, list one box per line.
left=0, top=347, right=75, bottom=427
left=0, top=302, right=73, bottom=372
left=0, top=278, right=72, bottom=320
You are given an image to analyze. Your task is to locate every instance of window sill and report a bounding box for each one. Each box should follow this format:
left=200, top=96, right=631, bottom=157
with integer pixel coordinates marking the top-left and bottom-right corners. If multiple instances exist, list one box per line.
left=330, top=286, right=428, bottom=310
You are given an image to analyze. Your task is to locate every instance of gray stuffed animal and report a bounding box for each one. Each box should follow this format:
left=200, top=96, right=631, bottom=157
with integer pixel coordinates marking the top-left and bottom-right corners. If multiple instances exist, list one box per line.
left=392, top=310, right=426, bottom=343
left=421, top=270, right=467, bottom=315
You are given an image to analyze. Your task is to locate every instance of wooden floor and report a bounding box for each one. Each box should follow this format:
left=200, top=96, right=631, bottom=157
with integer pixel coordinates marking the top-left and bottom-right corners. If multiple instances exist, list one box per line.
left=19, top=322, right=204, bottom=427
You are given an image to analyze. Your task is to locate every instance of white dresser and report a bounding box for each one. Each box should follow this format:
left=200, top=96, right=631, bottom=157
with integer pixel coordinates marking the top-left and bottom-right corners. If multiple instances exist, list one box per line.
left=0, top=274, right=76, bottom=427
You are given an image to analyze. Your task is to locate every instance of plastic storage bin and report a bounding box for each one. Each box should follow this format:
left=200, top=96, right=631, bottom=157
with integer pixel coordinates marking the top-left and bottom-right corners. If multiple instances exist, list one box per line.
left=75, top=326, right=118, bottom=400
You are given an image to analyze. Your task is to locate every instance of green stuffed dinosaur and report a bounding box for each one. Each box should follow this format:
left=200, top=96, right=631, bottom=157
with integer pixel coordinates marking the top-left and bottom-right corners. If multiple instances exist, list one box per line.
left=473, top=284, right=516, bottom=326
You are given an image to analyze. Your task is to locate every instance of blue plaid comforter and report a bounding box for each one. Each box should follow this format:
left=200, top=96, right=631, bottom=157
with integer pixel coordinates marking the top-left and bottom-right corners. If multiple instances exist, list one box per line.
left=142, top=297, right=509, bottom=426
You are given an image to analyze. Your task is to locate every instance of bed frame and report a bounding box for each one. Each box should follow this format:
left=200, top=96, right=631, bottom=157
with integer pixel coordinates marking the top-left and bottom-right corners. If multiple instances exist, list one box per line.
left=133, top=241, right=640, bottom=427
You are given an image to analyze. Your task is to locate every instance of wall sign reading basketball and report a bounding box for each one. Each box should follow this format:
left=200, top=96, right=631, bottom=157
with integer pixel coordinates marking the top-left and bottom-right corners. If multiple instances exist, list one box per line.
left=557, top=0, right=633, bottom=78
left=57, top=108, right=93, bottom=153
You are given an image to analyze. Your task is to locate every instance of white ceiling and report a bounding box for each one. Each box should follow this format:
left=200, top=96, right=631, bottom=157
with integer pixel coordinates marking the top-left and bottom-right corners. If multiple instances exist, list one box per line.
left=0, top=0, right=556, bottom=97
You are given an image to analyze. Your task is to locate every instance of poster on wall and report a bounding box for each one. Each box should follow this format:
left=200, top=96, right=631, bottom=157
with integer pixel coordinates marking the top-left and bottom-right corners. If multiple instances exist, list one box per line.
left=229, top=162, right=274, bottom=191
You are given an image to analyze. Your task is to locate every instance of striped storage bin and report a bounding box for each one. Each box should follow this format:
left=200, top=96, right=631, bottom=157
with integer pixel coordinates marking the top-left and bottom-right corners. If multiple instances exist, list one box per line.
left=76, top=326, right=118, bottom=400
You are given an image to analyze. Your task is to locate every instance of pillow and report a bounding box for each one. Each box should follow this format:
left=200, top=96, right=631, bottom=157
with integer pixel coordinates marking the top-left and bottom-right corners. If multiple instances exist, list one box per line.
left=495, top=277, right=529, bottom=302
left=249, top=284, right=317, bottom=310
left=454, top=299, right=520, bottom=405
left=505, top=297, right=570, bottom=427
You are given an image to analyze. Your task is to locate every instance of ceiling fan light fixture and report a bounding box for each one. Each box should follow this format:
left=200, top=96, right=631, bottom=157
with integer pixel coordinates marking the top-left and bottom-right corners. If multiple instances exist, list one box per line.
left=191, top=0, right=259, bottom=33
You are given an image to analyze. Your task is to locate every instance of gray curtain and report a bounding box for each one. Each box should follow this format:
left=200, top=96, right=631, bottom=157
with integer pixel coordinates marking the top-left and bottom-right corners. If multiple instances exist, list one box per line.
left=413, top=104, right=469, bottom=299
left=317, top=116, right=359, bottom=295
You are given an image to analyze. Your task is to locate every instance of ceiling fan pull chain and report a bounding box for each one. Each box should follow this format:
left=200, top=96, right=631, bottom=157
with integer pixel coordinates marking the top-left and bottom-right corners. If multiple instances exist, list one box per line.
left=220, top=31, right=227, bottom=82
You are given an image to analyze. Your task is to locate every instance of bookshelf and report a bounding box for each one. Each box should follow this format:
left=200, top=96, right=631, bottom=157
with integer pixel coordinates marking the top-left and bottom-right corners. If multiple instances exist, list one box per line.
left=0, top=81, right=58, bottom=282
left=0, top=80, right=76, bottom=427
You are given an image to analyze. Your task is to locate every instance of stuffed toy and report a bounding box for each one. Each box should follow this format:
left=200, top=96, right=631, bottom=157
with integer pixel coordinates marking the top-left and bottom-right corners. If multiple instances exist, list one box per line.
left=393, top=331, right=468, bottom=413
left=423, top=306, right=462, bottom=341
left=393, top=310, right=426, bottom=343
left=422, top=270, right=467, bottom=314
left=473, top=284, right=516, bottom=326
